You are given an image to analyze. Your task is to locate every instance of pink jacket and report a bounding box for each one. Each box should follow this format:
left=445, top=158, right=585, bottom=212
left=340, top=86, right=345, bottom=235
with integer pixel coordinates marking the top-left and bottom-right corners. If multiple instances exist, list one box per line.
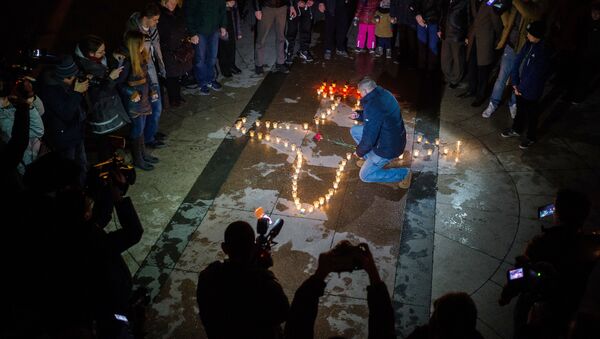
left=355, top=0, right=380, bottom=23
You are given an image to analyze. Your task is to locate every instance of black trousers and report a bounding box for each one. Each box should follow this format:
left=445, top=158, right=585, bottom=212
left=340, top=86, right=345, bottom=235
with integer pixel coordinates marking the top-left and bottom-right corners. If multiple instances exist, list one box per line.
left=396, top=23, right=417, bottom=63
left=218, top=12, right=237, bottom=74
left=286, top=7, right=313, bottom=53
left=164, top=77, right=182, bottom=104
left=513, top=96, right=540, bottom=141
left=467, top=40, right=493, bottom=101
left=325, top=0, right=351, bottom=52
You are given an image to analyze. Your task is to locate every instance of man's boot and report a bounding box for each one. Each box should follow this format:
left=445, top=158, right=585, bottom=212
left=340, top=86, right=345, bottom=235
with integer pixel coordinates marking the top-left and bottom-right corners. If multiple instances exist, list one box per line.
left=140, top=136, right=159, bottom=164
left=131, top=137, right=154, bottom=171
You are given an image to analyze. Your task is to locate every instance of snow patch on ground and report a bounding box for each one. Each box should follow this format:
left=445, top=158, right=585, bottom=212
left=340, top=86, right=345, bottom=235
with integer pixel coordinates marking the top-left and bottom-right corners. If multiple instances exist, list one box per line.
left=207, top=126, right=233, bottom=139
left=224, top=70, right=263, bottom=88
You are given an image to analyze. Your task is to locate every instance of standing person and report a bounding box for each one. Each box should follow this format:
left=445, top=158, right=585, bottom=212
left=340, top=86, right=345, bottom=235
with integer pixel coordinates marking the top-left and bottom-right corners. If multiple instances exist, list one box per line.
left=354, top=0, right=381, bottom=53
left=438, top=0, right=470, bottom=88
left=218, top=0, right=243, bottom=77
left=500, top=21, right=552, bottom=150
left=184, top=0, right=228, bottom=93
left=126, top=2, right=168, bottom=149
left=285, top=0, right=326, bottom=64
left=118, top=30, right=160, bottom=171
left=374, top=0, right=394, bottom=58
left=158, top=0, right=193, bottom=107
left=74, top=35, right=131, bottom=162
left=38, top=55, right=89, bottom=185
left=481, top=0, right=551, bottom=118
left=391, top=0, right=418, bottom=64
left=254, top=0, right=296, bottom=74
left=458, top=0, right=503, bottom=107
left=350, top=77, right=411, bottom=187
left=323, top=0, right=353, bottom=60
left=409, top=0, right=442, bottom=71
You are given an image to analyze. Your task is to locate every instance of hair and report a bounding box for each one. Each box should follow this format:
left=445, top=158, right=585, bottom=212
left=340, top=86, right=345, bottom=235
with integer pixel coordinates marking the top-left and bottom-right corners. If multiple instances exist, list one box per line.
left=430, top=292, right=478, bottom=338
left=358, top=77, right=377, bottom=92
left=141, top=2, right=161, bottom=18
left=223, top=221, right=255, bottom=258
left=78, top=34, right=105, bottom=57
left=124, top=30, right=149, bottom=77
left=160, top=0, right=182, bottom=7
left=555, top=189, right=591, bottom=228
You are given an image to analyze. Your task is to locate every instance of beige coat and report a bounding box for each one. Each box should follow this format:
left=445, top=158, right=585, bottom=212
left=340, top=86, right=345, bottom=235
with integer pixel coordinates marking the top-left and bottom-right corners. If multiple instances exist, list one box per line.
left=467, top=0, right=503, bottom=66
left=496, top=0, right=552, bottom=53
left=375, top=11, right=394, bottom=38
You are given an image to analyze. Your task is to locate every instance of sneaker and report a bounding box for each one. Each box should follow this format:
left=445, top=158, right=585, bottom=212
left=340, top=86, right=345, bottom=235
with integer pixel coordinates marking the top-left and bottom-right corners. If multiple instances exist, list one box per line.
left=509, top=104, right=517, bottom=119
left=274, top=63, right=290, bottom=74
left=285, top=52, right=294, bottom=65
left=500, top=128, right=520, bottom=138
left=324, top=50, right=332, bottom=60
left=481, top=102, right=497, bottom=118
left=208, top=81, right=222, bottom=91
left=398, top=170, right=412, bottom=189
left=354, top=47, right=363, bottom=53
left=336, top=50, right=350, bottom=58
left=199, top=85, right=210, bottom=95
left=356, top=159, right=365, bottom=168
left=519, top=139, right=535, bottom=149
left=368, top=48, right=375, bottom=54
left=146, top=140, right=167, bottom=149
left=297, top=50, right=314, bottom=62
left=385, top=49, right=392, bottom=59
left=374, top=47, right=383, bottom=57
left=143, top=153, right=159, bottom=164
left=255, top=65, right=264, bottom=75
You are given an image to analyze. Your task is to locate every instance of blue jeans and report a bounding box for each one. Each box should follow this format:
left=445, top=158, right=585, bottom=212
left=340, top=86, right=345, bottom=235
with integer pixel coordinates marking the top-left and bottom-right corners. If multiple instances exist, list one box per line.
left=193, top=31, right=219, bottom=87
left=416, top=23, right=439, bottom=56
left=350, top=125, right=410, bottom=183
left=143, top=87, right=162, bottom=143
left=490, top=45, right=516, bottom=108
left=130, top=114, right=147, bottom=139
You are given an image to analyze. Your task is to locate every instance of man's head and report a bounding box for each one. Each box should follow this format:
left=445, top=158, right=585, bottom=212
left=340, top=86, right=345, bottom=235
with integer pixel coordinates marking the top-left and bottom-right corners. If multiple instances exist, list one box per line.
left=526, top=21, right=545, bottom=43
left=554, top=189, right=591, bottom=229
left=141, top=3, right=161, bottom=28
left=430, top=292, right=478, bottom=337
left=592, top=3, right=600, bottom=21
left=222, top=221, right=256, bottom=263
left=54, top=55, right=79, bottom=85
left=357, top=77, right=377, bottom=98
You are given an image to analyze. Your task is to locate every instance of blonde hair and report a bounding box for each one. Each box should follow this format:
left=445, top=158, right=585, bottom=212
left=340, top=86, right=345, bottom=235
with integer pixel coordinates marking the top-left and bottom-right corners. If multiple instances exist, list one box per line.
left=124, top=30, right=149, bottom=77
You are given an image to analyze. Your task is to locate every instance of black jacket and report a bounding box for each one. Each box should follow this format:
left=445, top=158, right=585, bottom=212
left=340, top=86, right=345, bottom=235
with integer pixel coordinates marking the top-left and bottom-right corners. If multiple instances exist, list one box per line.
left=158, top=5, right=193, bottom=78
left=254, top=0, right=291, bottom=10
left=439, top=0, right=469, bottom=42
left=409, top=0, right=441, bottom=24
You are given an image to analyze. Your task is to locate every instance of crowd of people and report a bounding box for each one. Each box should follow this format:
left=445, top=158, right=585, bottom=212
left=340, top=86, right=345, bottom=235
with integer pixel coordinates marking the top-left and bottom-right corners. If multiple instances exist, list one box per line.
left=1, top=0, right=599, bottom=338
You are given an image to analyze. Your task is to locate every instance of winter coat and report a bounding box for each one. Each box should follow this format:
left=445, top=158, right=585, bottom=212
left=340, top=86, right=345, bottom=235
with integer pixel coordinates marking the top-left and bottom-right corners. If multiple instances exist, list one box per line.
left=409, top=0, right=442, bottom=25
left=511, top=40, right=552, bottom=101
left=254, top=0, right=291, bottom=10
left=356, top=0, right=380, bottom=23
left=157, top=5, right=193, bottom=78
left=38, top=75, right=86, bottom=151
left=226, top=3, right=243, bottom=40
left=439, top=0, right=469, bottom=42
left=376, top=9, right=394, bottom=37
left=125, top=12, right=166, bottom=84
left=0, top=97, right=44, bottom=173
left=467, top=0, right=503, bottom=66
left=496, top=0, right=551, bottom=53
left=356, top=86, right=406, bottom=159
left=391, top=0, right=417, bottom=26
left=185, top=0, right=228, bottom=36
left=116, top=56, right=154, bottom=118
left=74, top=46, right=130, bottom=135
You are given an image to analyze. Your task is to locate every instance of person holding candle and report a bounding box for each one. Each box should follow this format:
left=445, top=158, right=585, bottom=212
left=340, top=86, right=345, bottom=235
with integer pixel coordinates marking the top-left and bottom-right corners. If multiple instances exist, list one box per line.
left=350, top=77, right=411, bottom=188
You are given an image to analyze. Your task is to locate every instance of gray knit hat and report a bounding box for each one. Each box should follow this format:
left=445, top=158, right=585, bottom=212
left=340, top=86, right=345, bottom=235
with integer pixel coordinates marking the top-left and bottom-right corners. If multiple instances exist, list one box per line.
left=54, top=55, right=79, bottom=79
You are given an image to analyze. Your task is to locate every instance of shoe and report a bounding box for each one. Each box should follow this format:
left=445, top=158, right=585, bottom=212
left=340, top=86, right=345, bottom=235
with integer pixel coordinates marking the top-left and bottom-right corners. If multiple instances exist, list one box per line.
left=356, top=159, right=365, bottom=168
left=146, top=139, right=167, bottom=149
left=398, top=170, right=412, bottom=189
left=131, top=137, right=154, bottom=171
left=285, top=52, right=294, bottom=65
left=500, top=128, right=520, bottom=138
left=368, top=48, right=375, bottom=54
left=385, top=49, right=392, bottom=59
left=336, top=50, right=350, bottom=57
left=457, top=91, right=474, bottom=98
left=297, top=50, right=313, bottom=62
left=274, top=63, right=290, bottom=74
left=208, top=81, right=222, bottom=91
left=143, top=153, right=159, bottom=164
left=375, top=47, right=383, bottom=57
left=221, top=72, right=232, bottom=78
left=471, top=97, right=486, bottom=107
left=155, top=132, right=168, bottom=141
left=519, top=139, right=535, bottom=149
left=509, top=104, right=517, bottom=119
left=481, top=102, right=497, bottom=118
left=324, top=50, right=332, bottom=60
left=354, top=47, right=363, bottom=53
left=230, top=65, right=242, bottom=74
left=200, top=85, right=210, bottom=95
left=255, top=65, right=264, bottom=75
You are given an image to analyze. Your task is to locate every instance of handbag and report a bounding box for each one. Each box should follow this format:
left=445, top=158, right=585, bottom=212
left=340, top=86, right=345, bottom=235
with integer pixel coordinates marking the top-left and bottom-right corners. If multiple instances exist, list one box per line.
left=174, top=40, right=194, bottom=64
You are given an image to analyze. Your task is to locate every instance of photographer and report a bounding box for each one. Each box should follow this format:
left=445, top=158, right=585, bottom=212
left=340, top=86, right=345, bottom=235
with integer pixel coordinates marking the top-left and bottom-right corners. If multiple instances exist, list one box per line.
left=74, top=35, right=130, bottom=162
left=38, top=55, right=89, bottom=185
left=284, top=241, right=395, bottom=339
left=196, top=221, right=289, bottom=339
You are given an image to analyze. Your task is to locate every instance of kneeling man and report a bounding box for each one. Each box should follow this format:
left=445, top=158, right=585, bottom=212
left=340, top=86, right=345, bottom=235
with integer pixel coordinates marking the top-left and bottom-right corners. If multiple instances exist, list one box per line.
left=350, top=77, right=411, bottom=188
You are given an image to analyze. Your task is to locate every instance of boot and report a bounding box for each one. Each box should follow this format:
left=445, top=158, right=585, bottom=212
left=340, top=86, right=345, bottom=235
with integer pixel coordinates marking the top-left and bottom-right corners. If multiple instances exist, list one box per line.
left=131, top=137, right=154, bottom=171
left=140, top=136, right=159, bottom=164
left=375, top=47, right=384, bottom=57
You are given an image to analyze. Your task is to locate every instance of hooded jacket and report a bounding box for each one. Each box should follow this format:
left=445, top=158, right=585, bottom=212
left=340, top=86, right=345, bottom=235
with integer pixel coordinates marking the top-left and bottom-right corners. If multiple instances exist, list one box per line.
left=511, top=39, right=552, bottom=101
left=125, top=12, right=166, bottom=84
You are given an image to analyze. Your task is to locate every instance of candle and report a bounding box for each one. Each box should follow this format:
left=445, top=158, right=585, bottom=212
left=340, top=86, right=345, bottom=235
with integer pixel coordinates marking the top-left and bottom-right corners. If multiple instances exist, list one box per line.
left=321, top=112, right=326, bottom=119
left=414, top=150, right=420, bottom=157
left=273, top=122, right=278, bottom=129
left=313, top=200, right=319, bottom=208
left=399, top=153, right=404, bottom=160
left=308, top=206, right=314, bottom=213
left=455, top=157, right=459, bottom=163
left=330, top=95, right=334, bottom=100
left=265, top=134, right=271, bottom=141
left=315, top=118, right=320, bottom=126
left=257, top=132, right=263, bottom=140
left=241, top=117, right=247, bottom=124
left=292, top=174, right=298, bottom=180
left=276, top=136, right=281, bottom=144
left=265, top=121, right=271, bottom=129
left=333, top=182, right=339, bottom=189
left=327, top=109, right=331, bottom=115
left=303, top=122, right=309, bottom=130
left=336, top=177, right=341, bottom=184
left=292, top=192, right=297, bottom=199
left=325, top=194, right=331, bottom=202
left=319, top=197, right=325, bottom=205
left=235, top=123, right=241, bottom=131
left=417, top=135, right=423, bottom=143
left=255, top=119, right=261, bottom=127
left=286, top=123, right=291, bottom=130
left=329, top=188, right=335, bottom=196
left=346, top=152, right=352, bottom=160
left=249, top=130, right=255, bottom=138
left=322, top=92, right=327, bottom=98
left=457, top=140, right=461, bottom=153
left=357, top=99, right=361, bottom=106
left=341, top=159, right=347, bottom=166
left=427, top=149, right=433, bottom=156
left=354, top=120, right=358, bottom=125
left=443, top=147, right=449, bottom=155
left=241, top=127, right=247, bottom=134
left=300, top=208, right=306, bottom=214
left=291, top=143, right=296, bottom=151
left=284, top=140, right=289, bottom=148
left=321, top=119, right=326, bottom=125
left=294, top=197, right=300, bottom=205
left=295, top=168, right=300, bottom=174
left=435, top=138, right=439, bottom=146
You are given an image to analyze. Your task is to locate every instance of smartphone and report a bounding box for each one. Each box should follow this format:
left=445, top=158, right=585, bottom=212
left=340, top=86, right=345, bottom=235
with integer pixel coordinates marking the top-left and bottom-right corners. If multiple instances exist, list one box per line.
left=114, top=314, right=129, bottom=323
left=508, top=268, right=524, bottom=280
left=537, top=203, right=555, bottom=219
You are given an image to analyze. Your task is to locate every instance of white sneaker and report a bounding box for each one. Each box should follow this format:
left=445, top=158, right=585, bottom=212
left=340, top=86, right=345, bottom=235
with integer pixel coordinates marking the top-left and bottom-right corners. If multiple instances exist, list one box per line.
left=481, top=102, right=497, bottom=118
left=509, top=104, right=517, bottom=119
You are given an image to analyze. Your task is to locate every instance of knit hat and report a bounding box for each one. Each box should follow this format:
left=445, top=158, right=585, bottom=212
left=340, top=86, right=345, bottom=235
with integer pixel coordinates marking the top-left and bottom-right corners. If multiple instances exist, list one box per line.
left=54, top=55, right=79, bottom=79
left=526, top=21, right=546, bottom=39
left=380, top=0, right=390, bottom=8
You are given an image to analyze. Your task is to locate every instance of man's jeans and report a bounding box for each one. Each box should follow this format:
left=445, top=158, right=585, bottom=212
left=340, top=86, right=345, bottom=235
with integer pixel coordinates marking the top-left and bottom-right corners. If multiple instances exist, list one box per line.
left=144, top=87, right=162, bottom=143
left=350, top=125, right=409, bottom=183
left=489, top=45, right=516, bottom=108
left=193, top=31, right=219, bottom=86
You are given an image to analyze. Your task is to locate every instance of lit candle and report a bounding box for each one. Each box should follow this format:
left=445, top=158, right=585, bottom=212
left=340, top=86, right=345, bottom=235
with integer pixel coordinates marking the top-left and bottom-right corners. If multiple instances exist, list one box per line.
left=255, top=119, right=261, bottom=127
left=249, top=130, right=255, bottom=138
left=273, top=122, right=278, bottom=129
left=336, top=177, right=341, bottom=184
left=308, top=206, right=314, bottom=213
left=333, top=182, right=339, bottom=189
left=276, top=136, right=281, bottom=144
left=329, top=188, right=334, bottom=196
left=327, top=109, right=331, bottom=115
left=321, top=119, right=326, bottom=125
left=284, top=140, right=289, bottom=147
left=291, top=143, right=296, bottom=151
left=322, top=92, right=327, bottom=98
left=457, top=140, right=461, bottom=153
left=443, top=147, right=449, bottom=155
left=294, top=197, right=300, bottom=205
left=357, top=99, right=361, bottom=106
left=265, top=121, right=271, bottom=129
left=292, top=174, right=298, bottom=180
left=303, top=122, right=309, bottom=130
left=325, top=194, right=331, bottom=202
left=353, top=120, right=358, bottom=125
left=417, top=135, right=423, bottom=143
left=300, top=208, right=306, bottom=214
left=346, top=152, right=352, bottom=160
left=427, top=149, right=433, bottom=156
left=321, top=112, right=326, bottom=119
left=330, top=95, right=334, bottom=100
left=455, top=157, right=459, bottom=163
left=319, top=197, right=325, bottom=205
left=295, top=168, right=300, bottom=174
left=341, top=159, right=347, bottom=166
left=435, top=138, right=439, bottom=146
left=315, top=118, right=320, bottom=126
left=241, top=127, right=247, bottom=134
left=414, top=150, right=420, bottom=157
left=399, top=153, right=404, bottom=160
left=292, top=191, right=297, bottom=199
left=313, top=201, right=319, bottom=208
left=235, top=122, right=241, bottom=131
left=257, top=132, right=263, bottom=140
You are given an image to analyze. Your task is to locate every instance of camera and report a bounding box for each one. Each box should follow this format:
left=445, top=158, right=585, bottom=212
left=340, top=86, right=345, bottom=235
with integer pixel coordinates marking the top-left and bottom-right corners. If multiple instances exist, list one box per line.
left=326, top=241, right=368, bottom=273
left=254, top=207, right=284, bottom=268
left=486, top=0, right=512, bottom=14
left=87, top=154, right=136, bottom=197
left=537, top=203, right=555, bottom=219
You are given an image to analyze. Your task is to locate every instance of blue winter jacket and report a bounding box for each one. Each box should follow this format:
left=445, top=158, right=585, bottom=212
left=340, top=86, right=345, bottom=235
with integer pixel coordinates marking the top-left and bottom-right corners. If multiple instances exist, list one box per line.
left=356, top=86, right=406, bottom=159
left=511, top=40, right=552, bottom=101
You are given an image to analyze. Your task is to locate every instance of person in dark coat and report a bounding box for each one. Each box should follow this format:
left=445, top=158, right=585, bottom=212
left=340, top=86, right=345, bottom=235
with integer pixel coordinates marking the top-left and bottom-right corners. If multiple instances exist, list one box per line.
left=323, top=0, right=352, bottom=60
left=391, top=0, right=418, bottom=64
left=38, top=55, right=89, bottom=185
left=458, top=0, right=503, bottom=107
left=409, top=0, right=442, bottom=71
left=158, top=0, right=194, bottom=107
left=285, top=0, right=325, bottom=64
left=439, top=0, right=470, bottom=87
left=218, top=0, right=243, bottom=77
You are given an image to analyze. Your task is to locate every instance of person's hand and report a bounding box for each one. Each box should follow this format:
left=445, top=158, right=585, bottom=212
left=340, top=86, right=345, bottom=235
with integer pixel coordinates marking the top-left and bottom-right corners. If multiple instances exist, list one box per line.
left=131, top=91, right=141, bottom=103
left=314, top=251, right=336, bottom=280
left=220, top=27, right=228, bottom=38
left=226, top=0, right=236, bottom=7
left=109, top=66, right=124, bottom=80
left=74, top=79, right=89, bottom=93
left=255, top=10, right=262, bottom=20
left=416, top=14, right=426, bottom=27
left=190, top=35, right=200, bottom=44
left=306, top=0, right=314, bottom=7
left=290, top=6, right=297, bottom=19
left=437, top=31, right=442, bottom=39
left=390, top=17, right=397, bottom=24
left=353, top=17, right=359, bottom=26
left=318, top=3, right=325, bottom=12
left=465, top=38, right=469, bottom=45
left=298, top=0, right=306, bottom=7
left=513, top=85, right=522, bottom=96
left=350, top=112, right=360, bottom=120
left=357, top=243, right=381, bottom=284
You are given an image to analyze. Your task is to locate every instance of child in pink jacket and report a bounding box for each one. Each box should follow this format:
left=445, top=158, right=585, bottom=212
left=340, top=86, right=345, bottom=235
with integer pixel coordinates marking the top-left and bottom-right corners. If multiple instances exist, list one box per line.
left=354, top=0, right=380, bottom=53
